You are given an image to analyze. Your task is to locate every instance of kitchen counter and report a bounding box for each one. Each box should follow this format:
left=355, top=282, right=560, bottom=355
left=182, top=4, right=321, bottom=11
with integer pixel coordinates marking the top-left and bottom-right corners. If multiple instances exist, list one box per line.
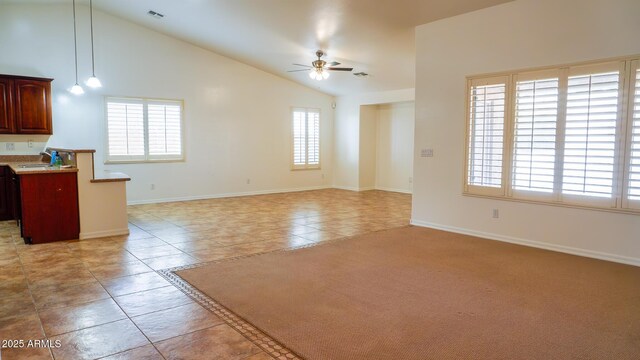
left=5, top=161, right=78, bottom=175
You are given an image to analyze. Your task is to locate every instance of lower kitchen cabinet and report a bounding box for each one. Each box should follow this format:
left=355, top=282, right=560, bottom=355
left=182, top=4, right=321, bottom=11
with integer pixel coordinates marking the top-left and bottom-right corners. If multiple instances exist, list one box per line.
left=20, top=172, right=80, bottom=244
left=0, top=166, right=12, bottom=220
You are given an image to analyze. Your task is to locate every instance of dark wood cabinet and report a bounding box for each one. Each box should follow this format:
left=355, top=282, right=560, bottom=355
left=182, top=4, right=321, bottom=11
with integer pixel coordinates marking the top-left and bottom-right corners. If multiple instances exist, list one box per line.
left=0, top=166, right=13, bottom=220
left=0, top=74, right=53, bottom=135
left=0, top=78, right=15, bottom=133
left=19, top=172, right=79, bottom=244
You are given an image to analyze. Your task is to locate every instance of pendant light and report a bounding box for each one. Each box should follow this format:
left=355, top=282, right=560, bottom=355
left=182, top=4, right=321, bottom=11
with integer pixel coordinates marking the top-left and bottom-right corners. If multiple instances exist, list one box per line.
left=85, top=0, right=102, bottom=88
left=69, top=0, right=84, bottom=95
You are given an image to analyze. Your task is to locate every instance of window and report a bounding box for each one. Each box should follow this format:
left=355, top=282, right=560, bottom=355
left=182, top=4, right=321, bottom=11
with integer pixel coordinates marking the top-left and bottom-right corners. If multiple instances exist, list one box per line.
left=464, top=56, right=640, bottom=213
left=467, top=77, right=507, bottom=195
left=292, top=108, right=320, bottom=169
left=106, top=97, right=183, bottom=162
left=625, top=61, right=640, bottom=209
left=512, top=72, right=559, bottom=196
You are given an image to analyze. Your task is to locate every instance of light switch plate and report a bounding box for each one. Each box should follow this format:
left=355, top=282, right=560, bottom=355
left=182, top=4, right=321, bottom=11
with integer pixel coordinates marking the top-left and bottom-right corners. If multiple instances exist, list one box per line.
left=421, top=148, right=433, bottom=157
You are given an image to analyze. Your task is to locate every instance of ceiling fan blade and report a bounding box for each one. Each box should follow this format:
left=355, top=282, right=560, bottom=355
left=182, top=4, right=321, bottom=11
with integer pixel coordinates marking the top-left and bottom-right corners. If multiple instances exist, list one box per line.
left=328, top=61, right=341, bottom=66
left=292, top=63, right=312, bottom=68
left=327, top=67, right=353, bottom=71
left=287, top=69, right=311, bottom=72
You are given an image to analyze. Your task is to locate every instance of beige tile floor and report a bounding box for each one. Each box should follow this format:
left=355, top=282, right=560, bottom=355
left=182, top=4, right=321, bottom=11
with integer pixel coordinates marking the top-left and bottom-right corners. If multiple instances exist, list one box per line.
left=0, top=189, right=411, bottom=360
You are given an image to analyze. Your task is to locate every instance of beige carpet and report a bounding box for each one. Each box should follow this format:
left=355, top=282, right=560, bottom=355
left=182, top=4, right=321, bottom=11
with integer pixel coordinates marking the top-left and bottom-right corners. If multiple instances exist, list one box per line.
left=176, top=226, right=640, bottom=360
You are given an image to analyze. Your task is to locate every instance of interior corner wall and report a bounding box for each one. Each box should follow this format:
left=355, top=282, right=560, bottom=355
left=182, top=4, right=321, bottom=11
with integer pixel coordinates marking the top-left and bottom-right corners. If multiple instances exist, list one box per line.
left=333, top=89, right=415, bottom=191
left=413, top=0, right=640, bottom=265
left=0, top=4, right=334, bottom=204
left=376, top=102, right=414, bottom=193
left=359, top=105, right=377, bottom=190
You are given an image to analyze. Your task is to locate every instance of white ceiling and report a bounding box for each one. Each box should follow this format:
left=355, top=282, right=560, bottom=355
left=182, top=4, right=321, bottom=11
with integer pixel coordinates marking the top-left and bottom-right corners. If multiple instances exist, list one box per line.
left=3, top=0, right=511, bottom=96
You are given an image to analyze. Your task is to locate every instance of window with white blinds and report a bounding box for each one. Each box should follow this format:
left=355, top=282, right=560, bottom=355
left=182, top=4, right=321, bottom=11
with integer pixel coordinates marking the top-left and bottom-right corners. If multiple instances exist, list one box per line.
left=625, top=65, right=640, bottom=207
left=512, top=75, right=559, bottom=194
left=562, top=71, right=619, bottom=199
left=465, top=56, right=640, bottom=214
left=292, top=108, right=320, bottom=169
left=466, top=78, right=506, bottom=194
left=106, top=97, right=184, bottom=162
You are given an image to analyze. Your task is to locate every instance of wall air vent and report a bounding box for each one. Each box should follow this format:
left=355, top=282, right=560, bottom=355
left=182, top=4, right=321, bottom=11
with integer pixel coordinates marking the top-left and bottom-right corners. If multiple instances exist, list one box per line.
left=147, top=10, right=165, bottom=19
left=353, top=72, right=369, bottom=77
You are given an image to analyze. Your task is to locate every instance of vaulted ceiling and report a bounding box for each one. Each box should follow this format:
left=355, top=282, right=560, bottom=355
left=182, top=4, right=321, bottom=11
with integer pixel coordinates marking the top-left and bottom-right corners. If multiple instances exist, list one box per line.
left=2, top=0, right=512, bottom=95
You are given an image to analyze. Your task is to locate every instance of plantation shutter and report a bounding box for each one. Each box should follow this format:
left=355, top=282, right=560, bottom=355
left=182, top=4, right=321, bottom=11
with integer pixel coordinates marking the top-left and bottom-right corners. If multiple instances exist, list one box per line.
left=512, top=72, right=559, bottom=197
left=148, top=101, right=183, bottom=160
left=292, top=109, right=307, bottom=167
left=562, top=64, right=621, bottom=203
left=625, top=63, right=640, bottom=208
left=292, top=108, right=320, bottom=169
left=106, top=99, right=145, bottom=161
left=307, top=110, right=320, bottom=166
left=466, top=77, right=507, bottom=195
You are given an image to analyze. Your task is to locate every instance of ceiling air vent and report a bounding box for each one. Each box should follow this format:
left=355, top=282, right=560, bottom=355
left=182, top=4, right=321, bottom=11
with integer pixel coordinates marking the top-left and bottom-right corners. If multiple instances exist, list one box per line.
left=147, top=10, right=165, bottom=19
left=353, top=72, right=369, bottom=77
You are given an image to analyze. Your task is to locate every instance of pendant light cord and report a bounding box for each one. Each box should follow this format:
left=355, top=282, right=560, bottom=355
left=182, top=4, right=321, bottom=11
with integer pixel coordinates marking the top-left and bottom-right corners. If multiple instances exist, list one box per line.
left=89, top=0, right=96, bottom=76
left=72, top=0, right=79, bottom=84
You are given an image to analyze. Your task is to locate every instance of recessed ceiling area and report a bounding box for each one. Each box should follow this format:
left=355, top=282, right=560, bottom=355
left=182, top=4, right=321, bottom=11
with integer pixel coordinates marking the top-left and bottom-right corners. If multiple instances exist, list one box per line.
left=1, top=0, right=512, bottom=95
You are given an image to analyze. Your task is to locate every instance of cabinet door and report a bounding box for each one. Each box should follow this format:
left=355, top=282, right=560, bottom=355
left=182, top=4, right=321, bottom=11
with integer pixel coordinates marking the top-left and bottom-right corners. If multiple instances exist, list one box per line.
left=0, top=167, right=9, bottom=220
left=20, top=173, right=79, bottom=244
left=0, top=78, right=14, bottom=133
left=14, top=79, right=52, bottom=134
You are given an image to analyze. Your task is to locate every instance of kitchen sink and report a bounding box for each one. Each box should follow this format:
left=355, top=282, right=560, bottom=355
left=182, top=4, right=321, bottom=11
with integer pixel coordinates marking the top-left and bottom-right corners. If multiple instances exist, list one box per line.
left=19, top=164, right=50, bottom=169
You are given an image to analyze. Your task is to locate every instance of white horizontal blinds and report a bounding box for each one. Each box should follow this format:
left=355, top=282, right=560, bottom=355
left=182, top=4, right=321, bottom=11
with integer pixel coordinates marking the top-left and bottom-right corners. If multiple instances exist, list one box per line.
left=106, top=99, right=145, bottom=160
left=307, top=110, right=320, bottom=166
left=292, top=109, right=307, bottom=166
left=512, top=76, right=559, bottom=193
left=148, top=101, right=182, bottom=158
left=467, top=79, right=506, bottom=189
left=562, top=67, right=620, bottom=199
left=627, top=66, right=640, bottom=203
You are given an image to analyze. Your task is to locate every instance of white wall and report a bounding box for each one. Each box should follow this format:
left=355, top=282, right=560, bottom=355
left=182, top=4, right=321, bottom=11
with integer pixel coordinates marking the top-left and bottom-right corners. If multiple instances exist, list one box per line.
left=359, top=105, right=377, bottom=190
left=376, top=102, right=414, bottom=193
left=0, top=4, right=334, bottom=204
left=413, top=0, right=640, bottom=265
left=334, top=89, right=414, bottom=190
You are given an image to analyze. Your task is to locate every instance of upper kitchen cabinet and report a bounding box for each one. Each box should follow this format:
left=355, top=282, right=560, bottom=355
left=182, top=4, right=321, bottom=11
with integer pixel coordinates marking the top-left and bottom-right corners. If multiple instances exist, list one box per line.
left=0, top=74, right=53, bottom=135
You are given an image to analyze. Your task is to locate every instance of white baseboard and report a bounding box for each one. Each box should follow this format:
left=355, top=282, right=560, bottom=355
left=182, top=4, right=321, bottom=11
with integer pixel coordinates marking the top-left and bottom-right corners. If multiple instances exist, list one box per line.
left=80, top=228, right=130, bottom=240
left=332, top=185, right=360, bottom=192
left=358, top=186, right=376, bottom=191
left=127, top=185, right=332, bottom=205
left=375, top=186, right=412, bottom=194
left=410, top=219, right=640, bottom=267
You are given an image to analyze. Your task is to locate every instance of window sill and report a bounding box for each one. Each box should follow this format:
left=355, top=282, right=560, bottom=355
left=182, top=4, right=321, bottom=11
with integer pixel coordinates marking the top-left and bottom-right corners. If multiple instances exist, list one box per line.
left=462, top=192, right=639, bottom=216
left=291, top=167, right=321, bottom=171
left=105, top=159, right=185, bottom=165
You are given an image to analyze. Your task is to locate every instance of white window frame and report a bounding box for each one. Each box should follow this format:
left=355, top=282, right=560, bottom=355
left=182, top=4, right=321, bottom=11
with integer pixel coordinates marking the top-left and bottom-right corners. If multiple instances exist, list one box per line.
left=464, top=76, right=510, bottom=197
left=464, top=55, right=640, bottom=215
left=291, top=107, right=321, bottom=170
left=105, top=96, right=185, bottom=164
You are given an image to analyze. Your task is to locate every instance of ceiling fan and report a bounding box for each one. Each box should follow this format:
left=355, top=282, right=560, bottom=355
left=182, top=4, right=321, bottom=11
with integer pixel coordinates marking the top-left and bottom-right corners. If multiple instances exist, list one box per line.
left=288, top=50, right=353, bottom=80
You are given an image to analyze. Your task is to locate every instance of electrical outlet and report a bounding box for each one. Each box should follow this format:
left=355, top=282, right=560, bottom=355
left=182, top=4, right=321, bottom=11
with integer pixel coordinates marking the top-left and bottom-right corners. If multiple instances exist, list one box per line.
left=246, top=178, right=251, bottom=184
left=5, top=143, right=15, bottom=151
left=150, top=184, right=155, bottom=190
left=408, top=177, right=413, bottom=183
left=28, top=140, right=33, bottom=148
left=492, top=209, right=499, bottom=218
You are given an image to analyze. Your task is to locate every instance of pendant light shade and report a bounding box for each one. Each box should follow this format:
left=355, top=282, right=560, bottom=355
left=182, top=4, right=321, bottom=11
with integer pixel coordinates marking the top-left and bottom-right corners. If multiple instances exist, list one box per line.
left=70, top=84, right=85, bottom=95
left=86, top=76, right=102, bottom=88
left=69, top=0, right=84, bottom=95
left=85, top=0, right=102, bottom=88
